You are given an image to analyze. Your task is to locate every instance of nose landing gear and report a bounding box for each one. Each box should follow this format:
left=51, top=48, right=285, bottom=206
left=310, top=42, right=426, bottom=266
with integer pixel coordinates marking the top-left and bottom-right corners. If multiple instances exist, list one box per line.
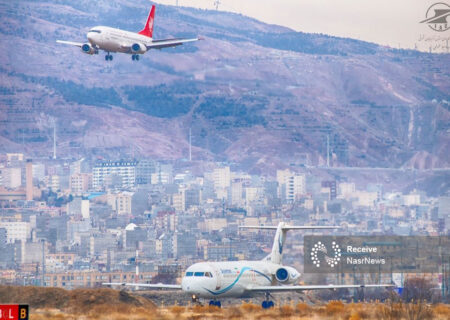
left=105, top=53, right=113, bottom=61
left=191, top=294, right=200, bottom=304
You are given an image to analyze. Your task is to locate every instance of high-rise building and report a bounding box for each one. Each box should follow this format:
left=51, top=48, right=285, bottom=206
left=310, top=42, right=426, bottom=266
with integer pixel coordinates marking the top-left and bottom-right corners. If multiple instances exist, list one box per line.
left=26, top=159, right=33, bottom=200
left=185, top=188, right=200, bottom=209
left=0, top=221, right=31, bottom=243
left=173, top=232, right=197, bottom=259
left=213, top=167, right=231, bottom=189
left=32, top=163, right=45, bottom=182
left=44, top=175, right=60, bottom=192
left=70, top=173, right=92, bottom=195
left=277, top=169, right=305, bottom=202
left=2, top=167, right=22, bottom=189
left=338, top=182, right=356, bottom=199
left=231, top=180, right=244, bottom=207
left=213, top=167, right=230, bottom=200
left=6, top=153, right=23, bottom=167
left=92, top=160, right=137, bottom=190
left=136, top=160, right=156, bottom=185
left=276, top=169, right=291, bottom=199
left=321, top=180, right=336, bottom=200
left=107, top=192, right=133, bottom=215
left=172, top=192, right=185, bottom=212
left=285, top=174, right=305, bottom=202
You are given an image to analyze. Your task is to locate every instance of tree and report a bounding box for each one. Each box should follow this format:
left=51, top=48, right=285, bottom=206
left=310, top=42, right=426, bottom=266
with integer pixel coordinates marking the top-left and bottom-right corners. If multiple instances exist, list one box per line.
left=402, top=277, right=434, bottom=302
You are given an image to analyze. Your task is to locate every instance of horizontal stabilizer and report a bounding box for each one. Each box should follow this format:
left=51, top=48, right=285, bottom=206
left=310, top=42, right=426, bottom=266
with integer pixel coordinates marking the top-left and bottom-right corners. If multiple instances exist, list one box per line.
left=240, top=222, right=339, bottom=264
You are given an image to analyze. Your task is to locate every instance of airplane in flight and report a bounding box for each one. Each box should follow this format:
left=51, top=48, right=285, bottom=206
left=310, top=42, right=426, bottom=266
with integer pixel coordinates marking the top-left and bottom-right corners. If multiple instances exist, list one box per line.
left=104, top=222, right=394, bottom=308
left=57, top=5, right=201, bottom=61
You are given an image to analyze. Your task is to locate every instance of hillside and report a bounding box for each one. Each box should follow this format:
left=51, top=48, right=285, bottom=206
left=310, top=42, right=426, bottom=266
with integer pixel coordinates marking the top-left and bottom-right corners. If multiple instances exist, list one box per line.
left=0, top=0, right=449, bottom=172
left=0, top=285, right=156, bottom=314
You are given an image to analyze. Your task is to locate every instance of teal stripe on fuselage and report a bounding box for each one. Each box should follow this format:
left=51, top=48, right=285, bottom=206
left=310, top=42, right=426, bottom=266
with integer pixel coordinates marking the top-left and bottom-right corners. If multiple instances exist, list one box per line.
left=204, top=267, right=271, bottom=296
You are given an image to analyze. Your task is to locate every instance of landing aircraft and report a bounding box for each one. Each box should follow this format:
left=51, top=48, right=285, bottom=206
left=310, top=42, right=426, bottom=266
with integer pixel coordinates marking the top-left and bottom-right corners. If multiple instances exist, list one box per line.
left=57, top=5, right=200, bottom=61
left=104, top=222, right=393, bottom=308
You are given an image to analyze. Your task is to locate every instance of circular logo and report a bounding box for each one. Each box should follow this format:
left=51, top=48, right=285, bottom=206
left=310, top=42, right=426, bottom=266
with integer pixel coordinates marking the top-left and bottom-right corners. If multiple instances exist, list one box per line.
left=311, top=241, right=341, bottom=268
left=421, top=3, right=450, bottom=32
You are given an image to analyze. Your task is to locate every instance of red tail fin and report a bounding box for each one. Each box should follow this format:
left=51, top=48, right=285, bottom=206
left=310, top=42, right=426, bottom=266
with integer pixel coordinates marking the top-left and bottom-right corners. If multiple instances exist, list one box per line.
left=138, top=5, right=155, bottom=38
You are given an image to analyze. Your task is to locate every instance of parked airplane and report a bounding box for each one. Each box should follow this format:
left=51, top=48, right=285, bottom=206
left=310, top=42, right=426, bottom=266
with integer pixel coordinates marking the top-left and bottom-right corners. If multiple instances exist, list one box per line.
left=104, top=222, right=394, bottom=308
left=57, top=5, right=200, bottom=61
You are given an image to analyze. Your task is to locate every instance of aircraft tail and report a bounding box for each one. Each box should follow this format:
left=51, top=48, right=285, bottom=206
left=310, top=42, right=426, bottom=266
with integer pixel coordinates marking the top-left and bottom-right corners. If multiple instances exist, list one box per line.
left=240, top=222, right=339, bottom=265
left=138, top=5, right=155, bottom=38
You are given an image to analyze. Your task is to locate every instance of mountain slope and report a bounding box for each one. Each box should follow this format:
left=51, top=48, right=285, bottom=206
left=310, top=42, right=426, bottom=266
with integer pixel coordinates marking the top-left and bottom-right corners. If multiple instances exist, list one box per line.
left=0, top=0, right=449, bottom=171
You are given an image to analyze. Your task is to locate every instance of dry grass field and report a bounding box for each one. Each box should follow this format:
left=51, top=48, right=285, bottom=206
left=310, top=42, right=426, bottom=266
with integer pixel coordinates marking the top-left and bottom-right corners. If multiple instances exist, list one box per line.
left=28, top=301, right=450, bottom=320
left=0, top=286, right=448, bottom=320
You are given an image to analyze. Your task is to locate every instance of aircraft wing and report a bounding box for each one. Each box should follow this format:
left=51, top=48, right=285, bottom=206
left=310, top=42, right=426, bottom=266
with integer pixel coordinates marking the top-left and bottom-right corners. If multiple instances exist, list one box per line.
left=56, top=40, right=84, bottom=48
left=103, top=282, right=182, bottom=290
left=146, top=37, right=201, bottom=50
left=247, top=284, right=395, bottom=292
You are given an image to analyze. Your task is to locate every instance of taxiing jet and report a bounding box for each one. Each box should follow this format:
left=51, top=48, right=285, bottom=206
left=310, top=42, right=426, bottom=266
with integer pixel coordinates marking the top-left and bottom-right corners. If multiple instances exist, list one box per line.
left=57, top=5, right=200, bottom=61
left=104, top=222, right=394, bottom=308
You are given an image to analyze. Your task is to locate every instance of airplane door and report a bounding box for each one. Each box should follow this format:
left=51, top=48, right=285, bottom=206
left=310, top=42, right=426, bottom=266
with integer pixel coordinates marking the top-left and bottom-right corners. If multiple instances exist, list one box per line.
left=211, top=264, right=222, bottom=290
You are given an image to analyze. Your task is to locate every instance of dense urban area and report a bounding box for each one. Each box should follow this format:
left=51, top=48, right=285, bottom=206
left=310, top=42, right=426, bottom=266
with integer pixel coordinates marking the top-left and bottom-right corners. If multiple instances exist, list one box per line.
left=0, top=152, right=448, bottom=298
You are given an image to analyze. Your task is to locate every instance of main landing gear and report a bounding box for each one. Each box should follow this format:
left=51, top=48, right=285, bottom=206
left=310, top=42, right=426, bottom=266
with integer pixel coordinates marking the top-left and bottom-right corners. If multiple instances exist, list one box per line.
left=132, top=54, right=140, bottom=61
left=262, top=292, right=274, bottom=309
left=105, top=53, right=113, bottom=61
left=208, top=300, right=221, bottom=308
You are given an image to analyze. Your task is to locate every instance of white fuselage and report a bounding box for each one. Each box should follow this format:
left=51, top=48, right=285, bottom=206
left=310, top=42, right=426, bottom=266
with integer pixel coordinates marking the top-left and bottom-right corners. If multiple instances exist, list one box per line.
left=87, top=26, right=152, bottom=53
left=181, top=260, right=299, bottom=298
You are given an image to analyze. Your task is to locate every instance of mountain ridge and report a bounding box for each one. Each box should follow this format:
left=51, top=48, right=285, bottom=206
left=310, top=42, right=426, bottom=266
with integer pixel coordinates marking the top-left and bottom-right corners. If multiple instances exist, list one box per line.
left=0, top=0, right=449, bottom=171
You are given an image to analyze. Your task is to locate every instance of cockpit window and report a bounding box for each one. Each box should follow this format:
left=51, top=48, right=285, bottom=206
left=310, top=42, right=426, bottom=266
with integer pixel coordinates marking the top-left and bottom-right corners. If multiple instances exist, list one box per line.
left=185, top=272, right=193, bottom=277
left=205, top=272, right=213, bottom=278
left=194, top=272, right=204, bottom=277
left=89, top=29, right=101, bottom=33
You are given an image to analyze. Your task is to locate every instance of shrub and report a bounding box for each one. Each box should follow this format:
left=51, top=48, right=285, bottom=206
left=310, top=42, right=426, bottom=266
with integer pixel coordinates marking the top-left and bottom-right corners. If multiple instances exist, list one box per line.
left=279, top=305, right=294, bottom=317
left=240, top=302, right=260, bottom=313
left=169, top=305, right=185, bottom=315
left=349, top=313, right=362, bottom=320
left=325, top=300, right=345, bottom=315
left=295, top=302, right=310, bottom=316
left=433, top=303, right=450, bottom=317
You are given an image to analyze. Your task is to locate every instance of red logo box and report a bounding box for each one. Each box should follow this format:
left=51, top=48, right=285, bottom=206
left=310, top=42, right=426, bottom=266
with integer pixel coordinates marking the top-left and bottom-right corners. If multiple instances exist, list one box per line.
left=0, top=305, right=28, bottom=320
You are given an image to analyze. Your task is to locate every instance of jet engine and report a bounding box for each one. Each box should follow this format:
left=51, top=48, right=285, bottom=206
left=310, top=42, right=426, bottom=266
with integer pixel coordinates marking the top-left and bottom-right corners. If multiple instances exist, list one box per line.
left=81, top=43, right=96, bottom=55
left=275, top=266, right=300, bottom=284
left=131, top=43, right=147, bottom=54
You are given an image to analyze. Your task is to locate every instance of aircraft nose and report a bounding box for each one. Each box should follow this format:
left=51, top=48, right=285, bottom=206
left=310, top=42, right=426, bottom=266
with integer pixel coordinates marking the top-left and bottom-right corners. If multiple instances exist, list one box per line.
left=181, top=277, right=191, bottom=291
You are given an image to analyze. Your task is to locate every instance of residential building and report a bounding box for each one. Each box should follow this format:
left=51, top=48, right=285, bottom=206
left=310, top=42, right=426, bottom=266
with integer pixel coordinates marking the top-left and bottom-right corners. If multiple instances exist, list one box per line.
left=93, top=160, right=137, bottom=190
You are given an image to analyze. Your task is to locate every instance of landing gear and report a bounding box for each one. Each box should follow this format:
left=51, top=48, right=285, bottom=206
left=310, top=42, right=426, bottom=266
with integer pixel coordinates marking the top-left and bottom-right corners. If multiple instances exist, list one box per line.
left=208, top=300, right=221, bottom=308
left=132, top=54, right=140, bottom=61
left=262, top=292, right=274, bottom=309
left=105, top=53, right=113, bottom=61
left=191, top=294, right=200, bottom=304
left=262, top=300, right=274, bottom=309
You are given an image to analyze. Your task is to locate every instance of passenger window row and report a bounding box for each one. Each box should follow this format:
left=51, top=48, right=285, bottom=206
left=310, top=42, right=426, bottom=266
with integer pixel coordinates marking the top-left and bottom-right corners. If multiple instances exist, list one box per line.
left=185, top=271, right=213, bottom=277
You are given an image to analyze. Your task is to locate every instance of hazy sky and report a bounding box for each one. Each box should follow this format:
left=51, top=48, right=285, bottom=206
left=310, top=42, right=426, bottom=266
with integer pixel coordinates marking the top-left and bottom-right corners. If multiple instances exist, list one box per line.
left=154, top=0, right=450, bottom=52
